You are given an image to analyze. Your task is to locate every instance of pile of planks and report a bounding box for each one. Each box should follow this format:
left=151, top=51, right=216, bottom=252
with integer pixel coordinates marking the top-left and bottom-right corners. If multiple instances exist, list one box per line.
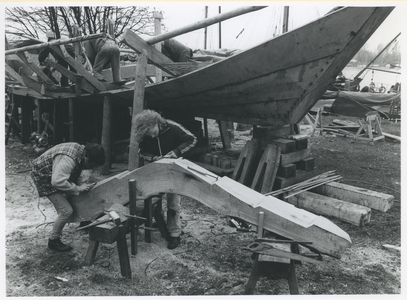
left=273, top=174, right=394, bottom=227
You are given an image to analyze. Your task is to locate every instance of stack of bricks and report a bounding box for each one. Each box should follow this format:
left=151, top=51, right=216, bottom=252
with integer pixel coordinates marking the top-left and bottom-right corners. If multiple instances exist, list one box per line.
left=269, top=135, right=316, bottom=191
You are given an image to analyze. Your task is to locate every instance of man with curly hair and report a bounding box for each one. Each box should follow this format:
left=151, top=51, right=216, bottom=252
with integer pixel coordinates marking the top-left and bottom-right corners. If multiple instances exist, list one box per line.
left=30, top=142, right=105, bottom=252
left=133, top=110, right=197, bottom=249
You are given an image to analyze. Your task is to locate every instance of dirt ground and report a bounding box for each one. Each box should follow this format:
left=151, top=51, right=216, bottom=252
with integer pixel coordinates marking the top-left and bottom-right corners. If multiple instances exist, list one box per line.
left=3, top=116, right=402, bottom=297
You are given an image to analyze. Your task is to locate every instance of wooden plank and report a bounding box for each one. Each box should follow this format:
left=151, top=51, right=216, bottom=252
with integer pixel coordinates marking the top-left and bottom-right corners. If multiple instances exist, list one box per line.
left=251, top=144, right=281, bottom=194
left=287, top=191, right=371, bottom=227
left=382, top=244, right=401, bottom=254
left=68, top=158, right=352, bottom=258
left=231, top=140, right=259, bottom=186
left=120, top=29, right=176, bottom=77
left=15, top=52, right=54, bottom=84
left=50, top=45, right=107, bottom=91
left=311, top=181, right=394, bottom=212
left=383, top=132, right=401, bottom=142
left=5, top=64, right=25, bottom=85
left=280, top=148, right=311, bottom=165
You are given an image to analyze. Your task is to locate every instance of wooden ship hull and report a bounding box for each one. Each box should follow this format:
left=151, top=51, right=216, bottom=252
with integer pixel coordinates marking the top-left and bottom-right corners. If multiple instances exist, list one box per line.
left=131, top=6, right=393, bottom=126
left=5, top=7, right=394, bottom=142
left=68, top=159, right=352, bottom=259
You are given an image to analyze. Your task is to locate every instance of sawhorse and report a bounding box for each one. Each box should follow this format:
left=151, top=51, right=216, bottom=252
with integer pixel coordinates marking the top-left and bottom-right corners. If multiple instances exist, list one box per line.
left=354, top=111, right=384, bottom=144
left=84, top=180, right=170, bottom=278
left=241, top=212, right=322, bottom=295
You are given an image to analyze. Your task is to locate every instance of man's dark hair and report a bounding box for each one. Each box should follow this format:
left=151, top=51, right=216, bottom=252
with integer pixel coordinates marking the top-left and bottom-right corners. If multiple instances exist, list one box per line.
left=85, top=143, right=105, bottom=165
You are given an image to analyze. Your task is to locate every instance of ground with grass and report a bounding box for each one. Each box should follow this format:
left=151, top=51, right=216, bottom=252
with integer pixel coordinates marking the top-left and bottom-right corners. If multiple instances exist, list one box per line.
left=4, top=115, right=401, bottom=296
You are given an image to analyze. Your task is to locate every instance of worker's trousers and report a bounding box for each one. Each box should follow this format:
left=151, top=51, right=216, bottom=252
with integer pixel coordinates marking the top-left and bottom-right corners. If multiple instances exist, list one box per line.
left=166, top=193, right=181, bottom=237
left=47, top=192, right=73, bottom=240
left=93, top=39, right=121, bottom=83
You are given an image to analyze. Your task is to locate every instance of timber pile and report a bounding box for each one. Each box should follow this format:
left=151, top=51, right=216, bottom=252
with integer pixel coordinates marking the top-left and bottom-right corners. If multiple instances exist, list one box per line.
left=266, top=172, right=395, bottom=227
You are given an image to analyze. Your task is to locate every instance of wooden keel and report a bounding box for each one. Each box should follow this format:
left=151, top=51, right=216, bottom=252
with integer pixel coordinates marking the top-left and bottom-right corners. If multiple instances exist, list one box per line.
left=69, top=159, right=351, bottom=258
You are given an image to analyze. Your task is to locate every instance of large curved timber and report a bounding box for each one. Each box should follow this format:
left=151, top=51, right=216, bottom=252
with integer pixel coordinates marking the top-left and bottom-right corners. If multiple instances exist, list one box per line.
left=68, top=159, right=352, bottom=258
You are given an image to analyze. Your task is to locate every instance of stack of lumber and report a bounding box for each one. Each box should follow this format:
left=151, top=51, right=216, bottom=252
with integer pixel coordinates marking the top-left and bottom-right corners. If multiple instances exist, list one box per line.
left=267, top=173, right=395, bottom=227
left=193, top=151, right=237, bottom=176
left=269, top=135, right=317, bottom=191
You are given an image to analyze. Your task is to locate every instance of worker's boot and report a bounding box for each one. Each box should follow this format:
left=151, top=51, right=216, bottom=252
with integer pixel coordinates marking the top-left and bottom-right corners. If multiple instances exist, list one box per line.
left=167, top=236, right=180, bottom=249
left=48, top=238, right=73, bottom=252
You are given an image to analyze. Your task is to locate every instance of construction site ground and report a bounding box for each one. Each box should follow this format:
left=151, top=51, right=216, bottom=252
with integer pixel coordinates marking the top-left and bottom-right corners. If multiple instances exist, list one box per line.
left=4, top=115, right=401, bottom=296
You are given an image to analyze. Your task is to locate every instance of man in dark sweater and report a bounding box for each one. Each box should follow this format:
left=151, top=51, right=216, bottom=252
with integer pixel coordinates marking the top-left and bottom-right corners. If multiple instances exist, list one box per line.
left=133, top=110, right=197, bottom=249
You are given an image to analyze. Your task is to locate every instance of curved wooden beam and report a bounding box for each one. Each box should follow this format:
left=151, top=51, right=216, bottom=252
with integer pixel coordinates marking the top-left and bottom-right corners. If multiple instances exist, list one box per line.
left=68, top=158, right=351, bottom=258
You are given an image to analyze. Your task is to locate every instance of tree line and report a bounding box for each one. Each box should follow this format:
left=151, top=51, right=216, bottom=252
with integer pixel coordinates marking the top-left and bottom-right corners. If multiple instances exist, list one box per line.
left=5, top=6, right=158, bottom=43
left=353, top=42, right=401, bottom=66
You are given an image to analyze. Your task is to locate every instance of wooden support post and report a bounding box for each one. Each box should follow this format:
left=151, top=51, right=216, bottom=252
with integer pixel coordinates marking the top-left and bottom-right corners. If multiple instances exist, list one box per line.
left=144, top=197, right=153, bottom=243
left=257, top=211, right=264, bottom=238
left=244, top=254, right=260, bottom=295
left=53, top=100, right=64, bottom=144
left=20, top=96, right=32, bottom=144
left=116, top=224, right=132, bottom=278
left=101, top=95, right=112, bottom=174
left=128, top=52, right=148, bottom=171
left=288, top=243, right=300, bottom=294
left=129, top=179, right=138, bottom=255
left=84, top=240, right=100, bottom=266
left=218, top=120, right=231, bottom=149
left=68, top=99, right=74, bottom=141
left=154, top=11, right=163, bottom=83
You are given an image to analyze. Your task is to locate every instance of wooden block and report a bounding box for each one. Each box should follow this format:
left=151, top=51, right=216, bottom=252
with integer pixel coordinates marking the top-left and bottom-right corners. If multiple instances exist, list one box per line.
left=294, top=137, right=308, bottom=150
left=88, top=222, right=120, bottom=244
left=295, top=157, right=315, bottom=171
left=277, top=164, right=296, bottom=178
left=311, top=181, right=394, bottom=212
left=253, top=125, right=292, bottom=140
left=280, top=148, right=311, bottom=165
left=271, top=138, right=296, bottom=154
left=273, top=169, right=317, bottom=190
left=287, top=191, right=371, bottom=227
left=203, top=153, right=213, bottom=165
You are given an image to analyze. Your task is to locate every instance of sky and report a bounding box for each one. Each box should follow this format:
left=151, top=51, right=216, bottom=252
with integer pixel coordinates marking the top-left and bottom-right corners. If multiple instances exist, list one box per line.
left=147, top=1, right=406, bottom=53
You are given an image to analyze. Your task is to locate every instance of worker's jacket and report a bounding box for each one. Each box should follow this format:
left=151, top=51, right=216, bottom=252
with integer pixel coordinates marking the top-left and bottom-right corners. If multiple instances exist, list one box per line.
left=161, top=39, right=192, bottom=62
left=139, top=120, right=197, bottom=162
left=30, top=143, right=85, bottom=197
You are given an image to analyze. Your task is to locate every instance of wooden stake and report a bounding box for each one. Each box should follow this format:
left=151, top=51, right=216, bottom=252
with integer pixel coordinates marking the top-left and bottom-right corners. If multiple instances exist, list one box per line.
left=101, top=95, right=112, bottom=175
left=128, top=51, right=148, bottom=171
left=129, top=179, right=138, bottom=255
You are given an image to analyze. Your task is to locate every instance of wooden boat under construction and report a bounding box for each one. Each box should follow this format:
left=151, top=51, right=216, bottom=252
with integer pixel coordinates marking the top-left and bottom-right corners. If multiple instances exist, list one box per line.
left=6, top=7, right=394, bottom=130
left=118, top=6, right=395, bottom=126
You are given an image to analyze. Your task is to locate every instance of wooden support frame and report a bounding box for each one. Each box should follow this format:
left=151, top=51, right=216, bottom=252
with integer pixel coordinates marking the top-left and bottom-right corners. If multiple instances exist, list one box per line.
left=251, top=144, right=281, bottom=194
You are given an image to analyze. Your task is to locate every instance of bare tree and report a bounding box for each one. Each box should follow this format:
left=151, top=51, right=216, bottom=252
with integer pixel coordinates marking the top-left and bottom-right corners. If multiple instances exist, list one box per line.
left=5, top=6, right=157, bottom=44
